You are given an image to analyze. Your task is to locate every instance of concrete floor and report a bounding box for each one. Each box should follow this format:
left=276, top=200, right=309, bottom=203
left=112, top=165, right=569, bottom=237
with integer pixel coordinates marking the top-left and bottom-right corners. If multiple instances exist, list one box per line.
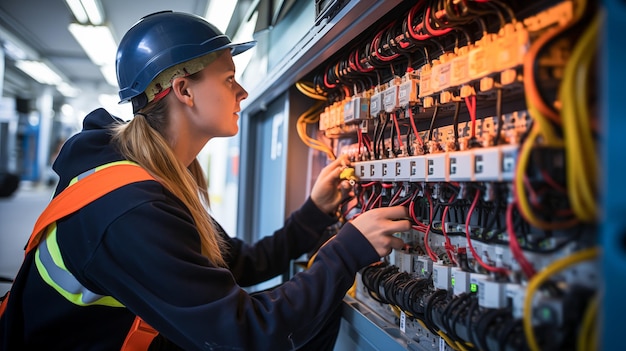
left=0, top=182, right=54, bottom=296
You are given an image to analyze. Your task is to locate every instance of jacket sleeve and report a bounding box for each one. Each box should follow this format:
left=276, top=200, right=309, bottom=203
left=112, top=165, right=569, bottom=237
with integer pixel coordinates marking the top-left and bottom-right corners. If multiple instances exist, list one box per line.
left=221, top=197, right=338, bottom=287
left=76, top=197, right=379, bottom=351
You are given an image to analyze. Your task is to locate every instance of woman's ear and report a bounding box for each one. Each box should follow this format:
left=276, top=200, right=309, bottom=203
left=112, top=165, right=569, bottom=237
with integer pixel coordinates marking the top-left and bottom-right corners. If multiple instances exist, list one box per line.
left=171, top=77, right=194, bottom=107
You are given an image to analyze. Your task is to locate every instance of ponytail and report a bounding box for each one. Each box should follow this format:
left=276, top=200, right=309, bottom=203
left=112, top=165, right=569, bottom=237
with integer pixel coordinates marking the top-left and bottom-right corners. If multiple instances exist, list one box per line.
left=111, top=105, right=225, bottom=267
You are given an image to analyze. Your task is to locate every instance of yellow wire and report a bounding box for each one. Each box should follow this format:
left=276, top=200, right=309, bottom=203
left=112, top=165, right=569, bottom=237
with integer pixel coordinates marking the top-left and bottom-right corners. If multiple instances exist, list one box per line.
left=577, top=293, right=599, bottom=351
left=559, top=12, right=601, bottom=222
left=296, top=102, right=336, bottom=160
left=415, top=318, right=460, bottom=351
left=437, top=330, right=460, bottom=351
left=523, top=247, right=599, bottom=351
left=296, top=82, right=328, bottom=101
left=455, top=341, right=470, bottom=351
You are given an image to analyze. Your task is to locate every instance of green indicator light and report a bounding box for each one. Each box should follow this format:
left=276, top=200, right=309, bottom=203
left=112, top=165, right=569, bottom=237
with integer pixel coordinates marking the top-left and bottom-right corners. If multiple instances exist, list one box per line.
left=451, top=278, right=456, bottom=287
left=470, top=283, right=478, bottom=293
left=541, top=308, right=552, bottom=320
left=422, top=268, right=425, bottom=274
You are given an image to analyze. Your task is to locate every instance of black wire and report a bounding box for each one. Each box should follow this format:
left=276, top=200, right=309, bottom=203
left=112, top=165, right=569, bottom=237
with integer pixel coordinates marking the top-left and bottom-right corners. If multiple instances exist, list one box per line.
left=427, top=103, right=439, bottom=142
left=452, top=101, right=461, bottom=149
left=373, top=115, right=382, bottom=159
left=378, top=115, right=389, bottom=158
left=494, top=87, right=504, bottom=145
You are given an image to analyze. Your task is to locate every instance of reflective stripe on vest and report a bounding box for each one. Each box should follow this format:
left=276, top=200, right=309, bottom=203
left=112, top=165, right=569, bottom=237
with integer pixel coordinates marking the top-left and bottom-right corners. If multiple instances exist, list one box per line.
left=34, top=223, right=124, bottom=307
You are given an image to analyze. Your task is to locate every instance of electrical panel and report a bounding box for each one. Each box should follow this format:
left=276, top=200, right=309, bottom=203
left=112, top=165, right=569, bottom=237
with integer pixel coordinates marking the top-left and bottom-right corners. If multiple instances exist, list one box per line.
left=291, top=0, right=601, bottom=350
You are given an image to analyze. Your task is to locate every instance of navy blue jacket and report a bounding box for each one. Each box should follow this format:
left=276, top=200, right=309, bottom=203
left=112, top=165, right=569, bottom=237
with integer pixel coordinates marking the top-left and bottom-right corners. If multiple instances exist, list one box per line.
left=0, top=108, right=380, bottom=351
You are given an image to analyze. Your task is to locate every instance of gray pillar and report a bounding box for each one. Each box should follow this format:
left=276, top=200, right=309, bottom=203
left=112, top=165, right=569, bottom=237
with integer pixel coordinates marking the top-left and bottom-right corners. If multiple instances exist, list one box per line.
left=36, top=87, right=53, bottom=183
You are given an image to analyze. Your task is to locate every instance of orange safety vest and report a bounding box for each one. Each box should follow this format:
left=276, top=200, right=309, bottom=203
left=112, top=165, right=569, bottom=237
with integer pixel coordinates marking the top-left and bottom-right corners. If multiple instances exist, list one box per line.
left=0, top=162, right=159, bottom=350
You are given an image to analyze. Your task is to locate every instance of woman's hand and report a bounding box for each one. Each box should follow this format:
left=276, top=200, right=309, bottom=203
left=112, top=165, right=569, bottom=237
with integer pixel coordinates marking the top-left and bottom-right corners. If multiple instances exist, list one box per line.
left=350, top=206, right=410, bottom=257
left=310, top=154, right=353, bottom=215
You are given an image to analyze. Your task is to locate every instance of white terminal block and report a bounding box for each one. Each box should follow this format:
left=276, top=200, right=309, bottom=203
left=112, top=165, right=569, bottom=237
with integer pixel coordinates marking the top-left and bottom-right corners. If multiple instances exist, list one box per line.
left=433, top=263, right=451, bottom=290
left=394, top=157, right=412, bottom=181
left=451, top=267, right=470, bottom=296
left=451, top=46, right=470, bottom=87
left=398, top=78, right=418, bottom=107
left=354, top=161, right=369, bottom=180
left=478, top=277, right=507, bottom=309
left=426, top=153, right=449, bottom=182
left=448, top=150, right=474, bottom=181
left=418, top=65, right=433, bottom=98
left=369, top=160, right=385, bottom=181
left=354, top=96, right=370, bottom=121
left=473, top=146, right=501, bottom=181
left=389, top=249, right=400, bottom=266
left=383, top=84, right=399, bottom=113
left=506, top=283, right=525, bottom=319
left=382, top=160, right=394, bottom=181
left=370, top=91, right=383, bottom=117
left=432, top=57, right=453, bottom=92
left=499, top=144, right=518, bottom=181
left=401, top=253, right=414, bottom=274
left=408, top=155, right=427, bottom=182
left=343, top=98, right=355, bottom=124
left=415, top=256, right=433, bottom=277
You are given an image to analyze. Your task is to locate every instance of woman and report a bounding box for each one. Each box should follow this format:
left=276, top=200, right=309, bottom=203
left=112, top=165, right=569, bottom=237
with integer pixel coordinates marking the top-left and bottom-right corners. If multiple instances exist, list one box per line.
left=0, top=11, right=410, bottom=350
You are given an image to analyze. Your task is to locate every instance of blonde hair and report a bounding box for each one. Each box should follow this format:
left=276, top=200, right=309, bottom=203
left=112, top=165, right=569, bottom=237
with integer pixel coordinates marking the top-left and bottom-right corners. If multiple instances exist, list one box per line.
left=111, top=96, right=226, bottom=267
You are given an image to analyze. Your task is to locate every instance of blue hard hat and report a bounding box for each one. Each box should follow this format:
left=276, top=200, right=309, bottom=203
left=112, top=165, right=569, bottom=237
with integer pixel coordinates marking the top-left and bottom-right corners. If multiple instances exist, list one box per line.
left=116, top=10, right=255, bottom=107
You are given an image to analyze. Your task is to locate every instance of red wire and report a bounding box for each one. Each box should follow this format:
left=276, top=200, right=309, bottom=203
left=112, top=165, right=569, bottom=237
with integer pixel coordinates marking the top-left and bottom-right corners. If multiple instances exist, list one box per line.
left=465, top=190, right=510, bottom=274
left=391, top=112, right=404, bottom=148
left=506, top=201, right=536, bottom=278
left=357, top=128, right=364, bottom=157
left=464, top=95, right=477, bottom=138
left=441, top=194, right=458, bottom=265
left=424, top=7, right=453, bottom=37
left=409, top=191, right=429, bottom=228
left=407, top=2, right=431, bottom=41
left=408, top=107, right=424, bottom=147
left=540, top=169, right=567, bottom=193
left=354, top=50, right=374, bottom=73
left=323, top=68, right=336, bottom=89
left=374, top=21, right=401, bottom=62
left=523, top=175, right=541, bottom=207
left=348, top=51, right=359, bottom=72
left=363, top=134, right=373, bottom=153
left=423, top=193, right=439, bottom=261
left=389, top=183, right=403, bottom=206
left=361, top=183, right=378, bottom=213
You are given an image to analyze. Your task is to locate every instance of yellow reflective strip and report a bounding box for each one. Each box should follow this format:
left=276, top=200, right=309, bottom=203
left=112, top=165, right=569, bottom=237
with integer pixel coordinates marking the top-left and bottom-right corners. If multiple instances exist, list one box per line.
left=68, top=161, right=140, bottom=186
left=94, top=160, right=137, bottom=172
left=46, top=225, right=67, bottom=270
left=35, top=225, right=124, bottom=308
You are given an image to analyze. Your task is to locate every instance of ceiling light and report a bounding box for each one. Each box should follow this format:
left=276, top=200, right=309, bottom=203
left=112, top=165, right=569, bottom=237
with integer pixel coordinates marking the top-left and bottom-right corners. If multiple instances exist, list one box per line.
left=81, top=0, right=104, bottom=25
left=68, top=23, right=117, bottom=66
left=205, top=0, right=237, bottom=33
left=2, top=41, right=27, bottom=61
left=64, top=0, right=103, bottom=25
left=57, top=82, right=80, bottom=97
left=65, top=0, right=89, bottom=23
left=15, top=60, right=64, bottom=85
